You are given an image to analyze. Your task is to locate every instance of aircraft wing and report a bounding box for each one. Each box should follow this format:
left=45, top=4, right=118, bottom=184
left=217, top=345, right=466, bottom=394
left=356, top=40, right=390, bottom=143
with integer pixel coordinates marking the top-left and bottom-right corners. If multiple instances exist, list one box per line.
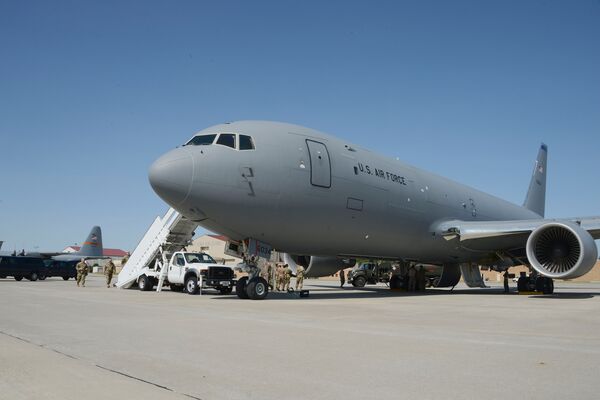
left=38, top=252, right=63, bottom=258
left=436, top=216, right=600, bottom=250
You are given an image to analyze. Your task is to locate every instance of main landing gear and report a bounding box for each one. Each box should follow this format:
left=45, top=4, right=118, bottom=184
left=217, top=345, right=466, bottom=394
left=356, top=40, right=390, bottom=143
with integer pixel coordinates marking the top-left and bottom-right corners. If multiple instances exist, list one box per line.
left=517, top=273, right=554, bottom=295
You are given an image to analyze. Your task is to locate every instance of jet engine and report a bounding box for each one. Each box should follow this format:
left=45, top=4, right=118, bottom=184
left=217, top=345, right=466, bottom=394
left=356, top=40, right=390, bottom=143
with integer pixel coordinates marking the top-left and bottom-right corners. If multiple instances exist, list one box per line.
left=526, top=221, right=598, bottom=279
left=282, top=254, right=356, bottom=277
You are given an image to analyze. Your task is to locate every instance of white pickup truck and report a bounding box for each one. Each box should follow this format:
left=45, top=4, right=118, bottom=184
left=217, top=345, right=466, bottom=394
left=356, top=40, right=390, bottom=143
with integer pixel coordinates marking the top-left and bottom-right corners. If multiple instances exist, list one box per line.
left=136, top=251, right=236, bottom=294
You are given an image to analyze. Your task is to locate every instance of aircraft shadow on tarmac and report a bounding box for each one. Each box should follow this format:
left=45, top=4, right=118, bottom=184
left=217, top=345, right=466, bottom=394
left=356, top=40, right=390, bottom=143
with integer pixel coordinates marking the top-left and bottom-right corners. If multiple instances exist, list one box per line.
left=206, top=285, right=600, bottom=301
left=528, top=293, right=596, bottom=299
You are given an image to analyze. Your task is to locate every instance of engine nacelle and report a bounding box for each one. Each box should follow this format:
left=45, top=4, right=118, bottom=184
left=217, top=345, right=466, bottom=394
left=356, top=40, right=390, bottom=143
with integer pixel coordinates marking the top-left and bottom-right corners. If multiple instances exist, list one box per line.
left=282, top=254, right=356, bottom=277
left=526, top=221, right=598, bottom=279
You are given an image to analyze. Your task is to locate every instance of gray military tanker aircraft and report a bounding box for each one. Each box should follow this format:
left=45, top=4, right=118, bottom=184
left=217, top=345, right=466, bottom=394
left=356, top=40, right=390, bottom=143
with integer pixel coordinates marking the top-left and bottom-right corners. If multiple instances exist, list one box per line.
left=148, top=121, right=600, bottom=299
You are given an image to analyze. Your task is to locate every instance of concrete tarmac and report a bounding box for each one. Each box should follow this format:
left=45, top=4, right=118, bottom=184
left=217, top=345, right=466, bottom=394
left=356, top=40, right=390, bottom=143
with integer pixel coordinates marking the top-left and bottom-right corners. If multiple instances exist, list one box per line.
left=1, top=276, right=600, bottom=400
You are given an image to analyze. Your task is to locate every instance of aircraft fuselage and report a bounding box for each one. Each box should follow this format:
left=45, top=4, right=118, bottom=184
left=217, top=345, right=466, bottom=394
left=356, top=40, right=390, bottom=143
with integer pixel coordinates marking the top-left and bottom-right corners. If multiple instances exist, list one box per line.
left=149, top=121, right=540, bottom=264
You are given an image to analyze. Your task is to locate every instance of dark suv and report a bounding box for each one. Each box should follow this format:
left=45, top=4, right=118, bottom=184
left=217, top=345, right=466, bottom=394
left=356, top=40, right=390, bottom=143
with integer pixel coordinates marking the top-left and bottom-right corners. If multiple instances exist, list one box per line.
left=43, top=259, right=77, bottom=280
left=0, top=256, right=46, bottom=281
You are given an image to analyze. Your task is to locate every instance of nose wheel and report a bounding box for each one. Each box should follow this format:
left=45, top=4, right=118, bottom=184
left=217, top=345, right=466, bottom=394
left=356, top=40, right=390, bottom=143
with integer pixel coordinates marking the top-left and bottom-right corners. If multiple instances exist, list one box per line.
left=236, top=276, right=269, bottom=300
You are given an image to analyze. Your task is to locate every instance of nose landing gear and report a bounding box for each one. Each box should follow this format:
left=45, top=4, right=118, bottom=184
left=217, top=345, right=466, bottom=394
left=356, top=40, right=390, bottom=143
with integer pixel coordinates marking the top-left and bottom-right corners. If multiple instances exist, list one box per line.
left=235, top=263, right=269, bottom=300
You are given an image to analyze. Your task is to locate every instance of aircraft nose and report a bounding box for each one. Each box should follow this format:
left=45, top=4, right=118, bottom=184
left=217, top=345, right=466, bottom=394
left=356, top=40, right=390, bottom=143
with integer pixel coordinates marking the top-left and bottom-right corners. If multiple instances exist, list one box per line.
left=148, top=148, right=194, bottom=206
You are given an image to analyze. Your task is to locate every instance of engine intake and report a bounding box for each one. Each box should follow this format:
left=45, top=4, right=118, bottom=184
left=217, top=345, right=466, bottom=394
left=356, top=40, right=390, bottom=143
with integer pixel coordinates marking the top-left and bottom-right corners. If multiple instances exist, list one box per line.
left=526, top=221, right=597, bottom=279
left=282, top=254, right=355, bottom=277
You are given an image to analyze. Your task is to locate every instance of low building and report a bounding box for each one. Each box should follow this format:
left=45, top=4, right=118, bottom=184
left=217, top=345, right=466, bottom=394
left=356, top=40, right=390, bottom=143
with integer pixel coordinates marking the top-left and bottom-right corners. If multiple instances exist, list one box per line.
left=187, top=234, right=242, bottom=266
left=62, top=246, right=129, bottom=271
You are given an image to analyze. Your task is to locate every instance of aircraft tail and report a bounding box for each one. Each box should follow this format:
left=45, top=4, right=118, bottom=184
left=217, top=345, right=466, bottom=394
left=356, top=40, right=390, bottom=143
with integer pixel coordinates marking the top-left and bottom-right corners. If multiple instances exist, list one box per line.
left=77, top=226, right=103, bottom=257
left=523, top=144, right=547, bottom=217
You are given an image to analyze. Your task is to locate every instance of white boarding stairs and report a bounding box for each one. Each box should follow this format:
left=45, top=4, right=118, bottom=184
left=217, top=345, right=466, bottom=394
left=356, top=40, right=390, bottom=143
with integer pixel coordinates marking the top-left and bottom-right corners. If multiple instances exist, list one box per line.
left=116, top=208, right=198, bottom=290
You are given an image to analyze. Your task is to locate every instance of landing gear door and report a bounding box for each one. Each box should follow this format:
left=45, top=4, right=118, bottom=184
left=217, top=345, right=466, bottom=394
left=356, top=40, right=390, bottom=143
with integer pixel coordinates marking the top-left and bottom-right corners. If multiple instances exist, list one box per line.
left=306, top=139, right=331, bottom=188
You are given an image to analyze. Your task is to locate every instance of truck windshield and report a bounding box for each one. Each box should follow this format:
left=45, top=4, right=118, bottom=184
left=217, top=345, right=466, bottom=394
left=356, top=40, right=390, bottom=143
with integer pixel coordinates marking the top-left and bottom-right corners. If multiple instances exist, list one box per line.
left=185, top=253, right=216, bottom=264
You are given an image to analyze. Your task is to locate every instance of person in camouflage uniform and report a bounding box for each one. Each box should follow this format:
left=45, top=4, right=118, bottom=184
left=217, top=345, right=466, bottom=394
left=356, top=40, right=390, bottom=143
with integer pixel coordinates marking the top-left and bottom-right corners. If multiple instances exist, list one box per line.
left=284, top=264, right=292, bottom=291
left=121, top=252, right=130, bottom=267
left=267, top=263, right=274, bottom=290
left=105, top=259, right=116, bottom=288
left=76, top=258, right=88, bottom=287
left=295, top=265, right=305, bottom=291
left=275, top=264, right=283, bottom=291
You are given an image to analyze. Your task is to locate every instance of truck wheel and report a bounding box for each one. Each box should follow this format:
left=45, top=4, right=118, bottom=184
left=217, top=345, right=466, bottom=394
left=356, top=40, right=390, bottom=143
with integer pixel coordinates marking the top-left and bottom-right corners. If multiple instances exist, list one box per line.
left=246, top=277, right=269, bottom=300
left=14, top=276, right=23, bottom=281
left=236, top=277, right=249, bottom=299
left=185, top=276, right=200, bottom=295
left=62, top=276, right=70, bottom=281
left=138, top=275, right=152, bottom=291
left=29, top=272, right=39, bottom=281
left=170, top=284, right=184, bottom=292
left=219, top=287, right=233, bottom=295
left=389, top=275, right=402, bottom=289
left=353, top=276, right=366, bottom=287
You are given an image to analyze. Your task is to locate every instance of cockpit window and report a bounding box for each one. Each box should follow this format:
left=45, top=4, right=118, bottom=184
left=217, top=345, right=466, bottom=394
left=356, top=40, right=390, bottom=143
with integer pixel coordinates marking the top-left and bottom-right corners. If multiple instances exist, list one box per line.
left=216, top=133, right=236, bottom=149
left=186, top=134, right=216, bottom=146
left=239, top=134, right=255, bottom=150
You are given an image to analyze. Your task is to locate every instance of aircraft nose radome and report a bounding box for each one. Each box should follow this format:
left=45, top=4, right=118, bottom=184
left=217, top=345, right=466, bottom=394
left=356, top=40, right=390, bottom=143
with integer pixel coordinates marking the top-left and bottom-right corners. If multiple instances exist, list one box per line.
left=148, top=148, right=193, bottom=206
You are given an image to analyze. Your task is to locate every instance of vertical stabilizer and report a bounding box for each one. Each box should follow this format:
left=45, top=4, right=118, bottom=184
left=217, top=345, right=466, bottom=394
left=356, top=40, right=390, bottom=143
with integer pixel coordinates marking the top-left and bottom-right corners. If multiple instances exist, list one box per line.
left=77, top=226, right=103, bottom=257
left=523, top=144, right=547, bottom=217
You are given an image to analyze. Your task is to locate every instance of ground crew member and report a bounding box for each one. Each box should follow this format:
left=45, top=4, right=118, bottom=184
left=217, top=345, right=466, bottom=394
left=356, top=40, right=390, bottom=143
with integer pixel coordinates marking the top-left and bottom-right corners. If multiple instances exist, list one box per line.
left=417, top=265, right=426, bottom=291
left=274, top=264, right=281, bottom=291
left=105, top=259, right=116, bottom=288
left=121, top=252, right=130, bottom=267
left=408, top=266, right=417, bottom=292
left=339, top=269, right=345, bottom=288
left=284, top=264, right=292, bottom=291
left=267, top=263, right=274, bottom=290
left=260, top=263, right=269, bottom=280
left=279, top=264, right=286, bottom=291
left=76, top=258, right=88, bottom=287
left=503, top=270, right=510, bottom=293
left=296, top=265, right=305, bottom=291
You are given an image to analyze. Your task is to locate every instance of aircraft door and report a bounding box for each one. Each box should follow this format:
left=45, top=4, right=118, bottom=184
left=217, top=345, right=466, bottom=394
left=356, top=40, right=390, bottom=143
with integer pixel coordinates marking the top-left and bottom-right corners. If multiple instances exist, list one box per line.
left=306, top=139, right=331, bottom=188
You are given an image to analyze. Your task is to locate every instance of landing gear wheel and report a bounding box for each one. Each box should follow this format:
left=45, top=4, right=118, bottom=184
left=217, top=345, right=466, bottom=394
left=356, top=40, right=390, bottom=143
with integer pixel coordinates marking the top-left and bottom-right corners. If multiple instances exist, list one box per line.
left=29, top=272, right=39, bottom=281
left=219, top=287, right=233, bottom=295
left=517, top=276, right=527, bottom=292
left=138, top=275, right=153, bottom=291
left=389, top=275, right=403, bottom=289
left=63, top=276, right=70, bottom=281
left=39, top=274, right=46, bottom=280
left=542, top=278, right=554, bottom=295
left=236, top=277, right=249, bottom=299
left=246, top=277, right=269, bottom=300
left=185, top=276, right=200, bottom=295
left=353, top=276, right=366, bottom=288
left=170, top=284, right=184, bottom=292
left=14, top=276, right=23, bottom=281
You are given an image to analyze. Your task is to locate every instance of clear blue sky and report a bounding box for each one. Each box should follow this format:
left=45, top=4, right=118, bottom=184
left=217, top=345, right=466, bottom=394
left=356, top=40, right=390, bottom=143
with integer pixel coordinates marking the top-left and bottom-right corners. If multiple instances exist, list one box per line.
left=1, top=0, right=599, bottom=252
